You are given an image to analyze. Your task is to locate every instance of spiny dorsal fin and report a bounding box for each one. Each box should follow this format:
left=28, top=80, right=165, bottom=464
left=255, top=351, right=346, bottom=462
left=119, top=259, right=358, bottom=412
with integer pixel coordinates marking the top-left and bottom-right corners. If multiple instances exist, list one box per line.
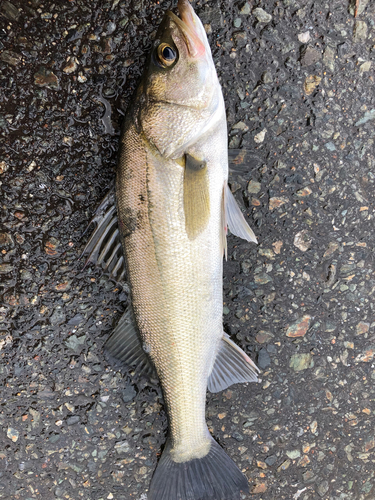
left=183, top=154, right=210, bottom=240
left=224, top=182, right=257, bottom=244
left=208, top=332, right=259, bottom=393
left=81, top=187, right=126, bottom=284
left=105, top=304, right=154, bottom=376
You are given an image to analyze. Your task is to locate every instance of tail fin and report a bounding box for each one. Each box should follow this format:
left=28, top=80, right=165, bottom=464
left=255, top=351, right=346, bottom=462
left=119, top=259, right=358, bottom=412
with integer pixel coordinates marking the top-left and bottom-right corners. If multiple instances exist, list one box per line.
left=148, top=436, right=248, bottom=500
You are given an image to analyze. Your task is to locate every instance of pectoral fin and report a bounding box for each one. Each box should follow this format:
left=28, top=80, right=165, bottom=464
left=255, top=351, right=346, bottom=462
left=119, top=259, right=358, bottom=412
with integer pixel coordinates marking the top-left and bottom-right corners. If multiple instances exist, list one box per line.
left=208, top=333, right=259, bottom=393
left=221, top=192, right=228, bottom=260
left=105, top=304, right=154, bottom=376
left=224, top=182, right=257, bottom=244
left=183, top=154, right=210, bottom=239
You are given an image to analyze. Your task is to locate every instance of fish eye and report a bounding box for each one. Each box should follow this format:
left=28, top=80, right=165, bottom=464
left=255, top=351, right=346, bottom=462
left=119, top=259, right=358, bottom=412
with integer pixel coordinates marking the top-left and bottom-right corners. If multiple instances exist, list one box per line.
left=157, top=43, right=177, bottom=67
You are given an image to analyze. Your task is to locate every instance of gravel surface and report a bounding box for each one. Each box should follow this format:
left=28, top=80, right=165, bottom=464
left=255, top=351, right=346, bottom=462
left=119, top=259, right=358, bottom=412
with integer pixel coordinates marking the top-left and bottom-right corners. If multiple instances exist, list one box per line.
left=1, top=0, right=375, bottom=499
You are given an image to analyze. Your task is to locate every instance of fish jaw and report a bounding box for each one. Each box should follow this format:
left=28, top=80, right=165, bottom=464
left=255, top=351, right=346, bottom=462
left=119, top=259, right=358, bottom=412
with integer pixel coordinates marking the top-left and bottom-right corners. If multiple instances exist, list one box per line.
left=165, top=1, right=206, bottom=59
left=178, top=0, right=212, bottom=56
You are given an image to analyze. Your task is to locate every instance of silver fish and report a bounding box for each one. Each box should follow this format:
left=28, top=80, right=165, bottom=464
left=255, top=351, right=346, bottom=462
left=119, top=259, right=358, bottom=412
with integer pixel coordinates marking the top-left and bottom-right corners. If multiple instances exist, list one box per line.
left=84, top=1, right=259, bottom=498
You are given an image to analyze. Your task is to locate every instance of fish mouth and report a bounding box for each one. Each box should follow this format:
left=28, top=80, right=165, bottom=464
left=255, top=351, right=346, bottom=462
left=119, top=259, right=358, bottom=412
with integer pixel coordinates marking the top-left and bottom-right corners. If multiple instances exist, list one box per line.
left=166, top=0, right=206, bottom=58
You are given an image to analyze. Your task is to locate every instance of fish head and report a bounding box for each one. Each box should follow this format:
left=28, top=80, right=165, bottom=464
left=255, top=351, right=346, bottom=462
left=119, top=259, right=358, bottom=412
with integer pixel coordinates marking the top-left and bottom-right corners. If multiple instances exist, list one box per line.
left=143, top=0, right=220, bottom=115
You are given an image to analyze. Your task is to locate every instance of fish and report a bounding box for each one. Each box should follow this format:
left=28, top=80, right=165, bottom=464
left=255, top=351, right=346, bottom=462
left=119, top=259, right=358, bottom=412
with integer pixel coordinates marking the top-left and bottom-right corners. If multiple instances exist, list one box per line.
left=83, top=1, right=259, bottom=498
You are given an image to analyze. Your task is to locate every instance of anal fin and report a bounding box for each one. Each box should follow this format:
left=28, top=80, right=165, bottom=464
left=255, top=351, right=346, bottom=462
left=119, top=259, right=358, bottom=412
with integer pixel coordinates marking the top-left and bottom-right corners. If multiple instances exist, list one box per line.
left=105, top=304, right=154, bottom=377
left=208, top=333, right=259, bottom=393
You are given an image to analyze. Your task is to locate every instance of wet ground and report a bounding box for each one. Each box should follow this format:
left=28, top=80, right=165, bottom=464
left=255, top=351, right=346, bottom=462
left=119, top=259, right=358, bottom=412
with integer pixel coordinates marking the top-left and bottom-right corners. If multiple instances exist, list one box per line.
left=1, top=0, right=375, bottom=499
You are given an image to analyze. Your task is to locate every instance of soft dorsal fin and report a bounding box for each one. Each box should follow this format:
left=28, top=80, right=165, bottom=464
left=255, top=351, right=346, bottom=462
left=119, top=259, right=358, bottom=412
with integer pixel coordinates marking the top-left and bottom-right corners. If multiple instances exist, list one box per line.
left=105, top=304, right=154, bottom=376
left=208, top=333, right=259, bottom=393
left=183, top=154, right=210, bottom=239
left=223, top=182, right=258, bottom=244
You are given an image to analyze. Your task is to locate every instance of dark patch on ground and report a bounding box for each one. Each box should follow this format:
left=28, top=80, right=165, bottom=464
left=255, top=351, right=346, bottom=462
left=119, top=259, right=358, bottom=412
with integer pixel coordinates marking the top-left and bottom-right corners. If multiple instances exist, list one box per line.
left=1, top=0, right=375, bottom=499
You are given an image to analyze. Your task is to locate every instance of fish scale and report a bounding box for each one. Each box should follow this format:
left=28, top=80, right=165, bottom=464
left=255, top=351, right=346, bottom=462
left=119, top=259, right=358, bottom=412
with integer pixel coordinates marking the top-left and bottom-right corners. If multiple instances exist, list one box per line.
left=118, top=122, right=225, bottom=457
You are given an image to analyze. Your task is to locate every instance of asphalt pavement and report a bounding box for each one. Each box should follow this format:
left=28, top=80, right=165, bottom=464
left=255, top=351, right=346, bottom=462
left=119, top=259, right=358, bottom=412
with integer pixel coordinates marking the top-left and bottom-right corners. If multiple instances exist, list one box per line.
left=1, top=0, right=375, bottom=499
